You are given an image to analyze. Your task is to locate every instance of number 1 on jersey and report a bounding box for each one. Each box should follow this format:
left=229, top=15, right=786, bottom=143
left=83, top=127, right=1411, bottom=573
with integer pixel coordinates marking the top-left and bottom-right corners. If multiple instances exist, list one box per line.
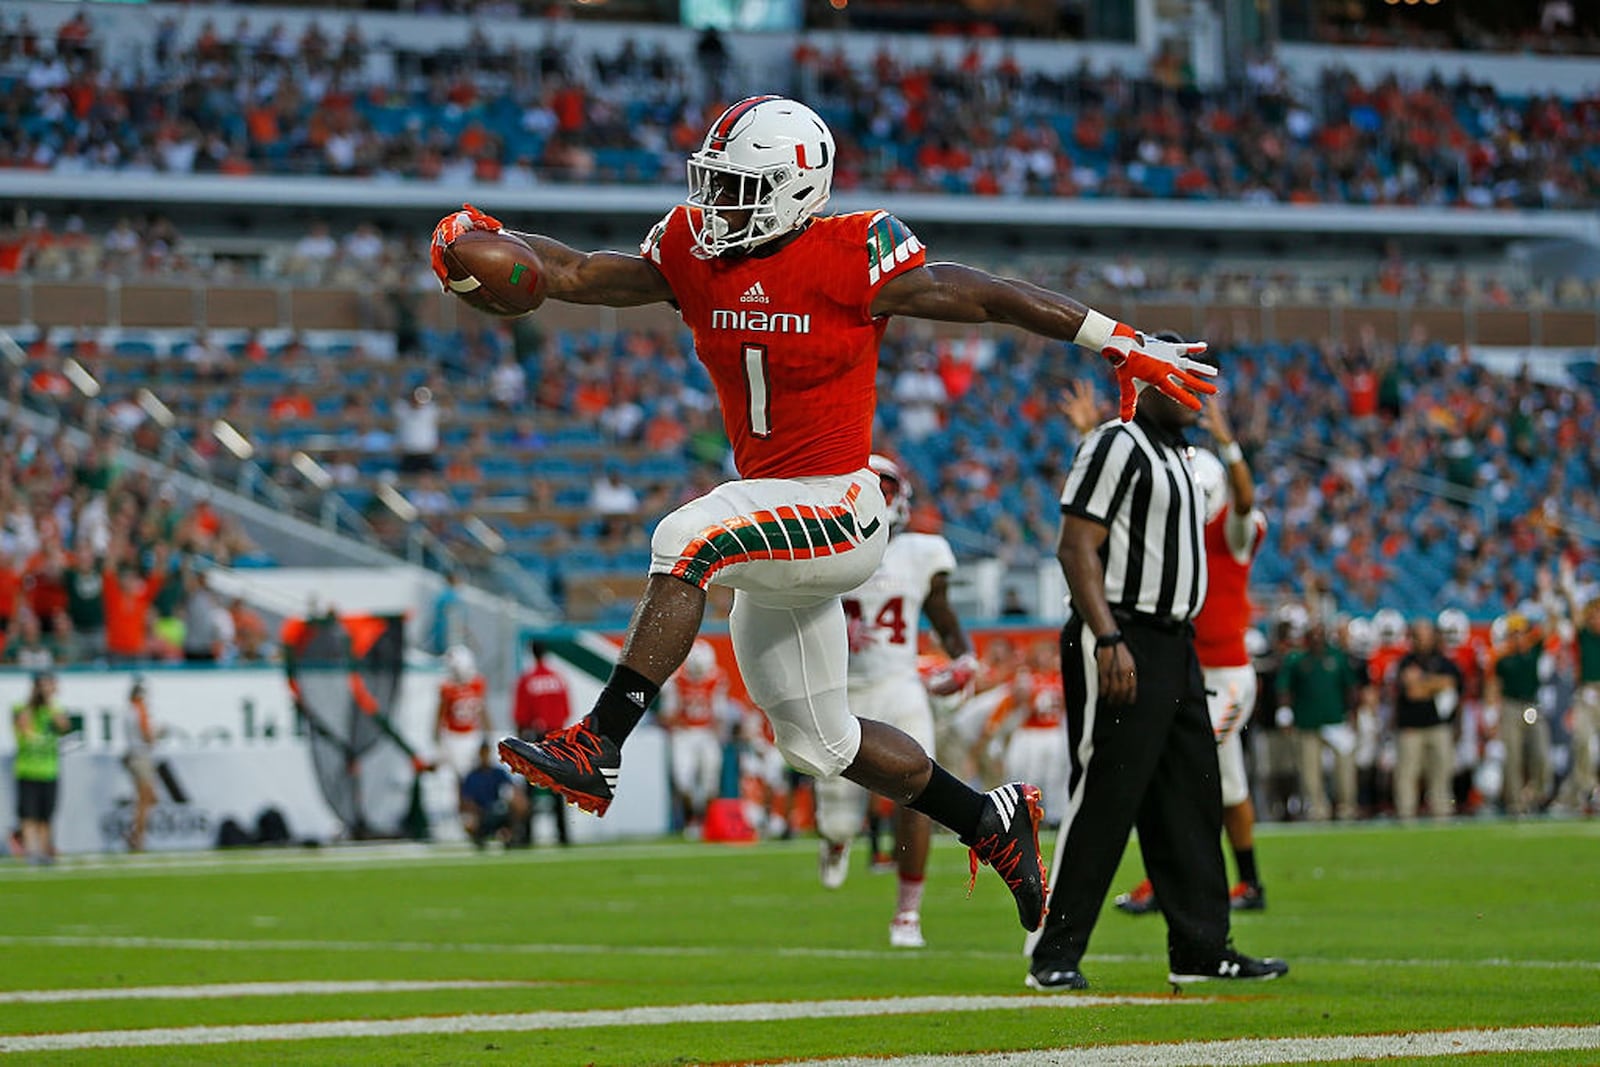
left=744, top=343, right=771, bottom=438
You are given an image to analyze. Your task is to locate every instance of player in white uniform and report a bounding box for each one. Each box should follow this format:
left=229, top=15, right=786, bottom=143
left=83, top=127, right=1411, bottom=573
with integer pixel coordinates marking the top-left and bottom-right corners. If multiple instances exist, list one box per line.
left=816, top=455, right=978, bottom=948
left=658, top=640, right=734, bottom=836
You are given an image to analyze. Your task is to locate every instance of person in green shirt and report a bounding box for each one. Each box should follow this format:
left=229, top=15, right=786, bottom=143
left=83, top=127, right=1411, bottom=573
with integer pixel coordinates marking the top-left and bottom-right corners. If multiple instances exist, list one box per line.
left=1488, top=614, right=1552, bottom=816
left=1277, top=622, right=1360, bottom=821
left=12, top=672, right=70, bottom=865
left=65, top=553, right=106, bottom=659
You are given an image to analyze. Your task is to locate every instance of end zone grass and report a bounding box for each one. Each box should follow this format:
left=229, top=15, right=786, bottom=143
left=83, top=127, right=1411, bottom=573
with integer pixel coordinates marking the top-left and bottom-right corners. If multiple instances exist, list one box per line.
left=0, top=821, right=1595, bottom=1064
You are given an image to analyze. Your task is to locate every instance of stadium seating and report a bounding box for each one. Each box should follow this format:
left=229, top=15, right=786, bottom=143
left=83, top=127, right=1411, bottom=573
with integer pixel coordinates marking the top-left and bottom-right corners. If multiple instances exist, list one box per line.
left=2, top=15, right=1597, bottom=209
left=10, top=315, right=1593, bottom=628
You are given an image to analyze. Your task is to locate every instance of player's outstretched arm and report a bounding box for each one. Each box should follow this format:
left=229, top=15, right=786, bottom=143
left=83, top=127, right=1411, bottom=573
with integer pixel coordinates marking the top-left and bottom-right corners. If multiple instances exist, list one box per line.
left=508, top=232, right=675, bottom=308
left=430, top=205, right=672, bottom=308
left=872, top=262, right=1216, bottom=421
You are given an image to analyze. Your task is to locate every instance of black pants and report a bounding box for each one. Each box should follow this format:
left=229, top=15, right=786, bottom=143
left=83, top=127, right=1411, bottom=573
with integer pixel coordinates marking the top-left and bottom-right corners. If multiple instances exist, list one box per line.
left=1030, top=615, right=1229, bottom=971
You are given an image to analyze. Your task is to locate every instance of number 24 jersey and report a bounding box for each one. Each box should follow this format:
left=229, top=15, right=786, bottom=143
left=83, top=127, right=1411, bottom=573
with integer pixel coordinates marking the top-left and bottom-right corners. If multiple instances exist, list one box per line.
left=642, top=207, right=925, bottom=481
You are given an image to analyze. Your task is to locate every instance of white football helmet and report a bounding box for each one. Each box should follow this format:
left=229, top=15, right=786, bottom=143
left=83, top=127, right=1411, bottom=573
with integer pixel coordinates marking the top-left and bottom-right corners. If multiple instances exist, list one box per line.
left=684, top=639, right=718, bottom=681
left=869, top=453, right=912, bottom=529
left=1373, top=609, right=1406, bottom=648
left=1344, top=616, right=1375, bottom=658
left=1437, top=608, right=1470, bottom=649
left=686, top=96, right=836, bottom=257
left=1275, top=602, right=1310, bottom=642
left=443, top=644, right=477, bottom=682
left=1188, top=447, right=1229, bottom=524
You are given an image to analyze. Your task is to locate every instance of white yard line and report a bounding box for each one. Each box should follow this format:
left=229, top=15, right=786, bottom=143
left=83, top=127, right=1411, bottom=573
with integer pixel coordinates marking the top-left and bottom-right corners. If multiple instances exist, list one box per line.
left=2, top=934, right=1596, bottom=974
left=0, top=980, right=547, bottom=1005
left=780, top=1025, right=1600, bottom=1066
left=0, top=994, right=1200, bottom=1054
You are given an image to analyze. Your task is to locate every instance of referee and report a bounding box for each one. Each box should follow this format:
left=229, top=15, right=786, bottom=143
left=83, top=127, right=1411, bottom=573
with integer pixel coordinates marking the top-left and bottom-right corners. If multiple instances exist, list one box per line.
left=1026, top=340, right=1287, bottom=990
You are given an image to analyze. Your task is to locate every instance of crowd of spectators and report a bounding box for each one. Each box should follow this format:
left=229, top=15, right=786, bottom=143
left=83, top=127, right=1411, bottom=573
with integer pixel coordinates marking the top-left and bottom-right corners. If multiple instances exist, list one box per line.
left=870, top=319, right=1600, bottom=622
left=2, top=10, right=1597, bottom=209
left=0, top=412, right=274, bottom=667
left=1309, top=0, right=1599, bottom=56
left=12, top=304, right=1596, bottom=627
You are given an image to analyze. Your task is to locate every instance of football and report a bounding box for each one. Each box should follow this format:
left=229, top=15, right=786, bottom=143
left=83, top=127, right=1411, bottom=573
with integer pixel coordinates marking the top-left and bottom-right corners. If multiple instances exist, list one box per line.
left=441, top=229, right=547, bottom=317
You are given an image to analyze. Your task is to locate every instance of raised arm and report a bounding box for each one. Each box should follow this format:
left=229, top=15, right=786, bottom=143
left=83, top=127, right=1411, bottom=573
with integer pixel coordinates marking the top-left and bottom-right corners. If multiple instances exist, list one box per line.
left=872, top=262, right=1216, bottom=421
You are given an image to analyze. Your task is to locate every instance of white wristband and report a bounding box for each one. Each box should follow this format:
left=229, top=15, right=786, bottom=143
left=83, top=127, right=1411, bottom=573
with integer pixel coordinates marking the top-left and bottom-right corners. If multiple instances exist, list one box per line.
left=1220, top=441, right=1244, bottom=465
left=1073, top=309, right=1116, bottom=352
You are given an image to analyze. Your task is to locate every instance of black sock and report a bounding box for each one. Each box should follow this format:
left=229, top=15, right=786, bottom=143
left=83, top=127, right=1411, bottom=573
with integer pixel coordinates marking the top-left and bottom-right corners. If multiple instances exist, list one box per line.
left=908, top=763, right=985, bottom=841
left=591, top=665, right=660, bottom=747
left=1235, top=847, right=1258, bottom=887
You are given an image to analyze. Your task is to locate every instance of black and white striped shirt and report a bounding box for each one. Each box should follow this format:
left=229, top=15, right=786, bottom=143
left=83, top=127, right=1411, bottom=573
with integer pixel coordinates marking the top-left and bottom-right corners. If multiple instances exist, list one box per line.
left=1060, top=415, right=1207, bottom=623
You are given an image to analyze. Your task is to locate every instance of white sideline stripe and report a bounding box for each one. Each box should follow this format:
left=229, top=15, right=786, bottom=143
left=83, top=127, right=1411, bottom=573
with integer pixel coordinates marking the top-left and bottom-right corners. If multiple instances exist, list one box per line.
left=779, top=1025, right=1600, bottom=1066
left=0, top=980, right=543, bottom=1005
left=0, top=994, right=1201, bottom=1053
left=1, top=935, right=1596, bottom=973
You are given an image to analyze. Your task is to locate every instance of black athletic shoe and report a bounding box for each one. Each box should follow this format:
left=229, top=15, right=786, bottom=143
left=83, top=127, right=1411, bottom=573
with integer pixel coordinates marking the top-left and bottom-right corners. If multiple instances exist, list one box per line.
left=1229, top=881, right=1266, bottom=911
left=498, top=718, right=619, bottom=817
left=1025, top=966, right=1089, bottom=992
left=966, top=782, right=1048, bottom=932
left=1168, top=946, right=1289, bottom=985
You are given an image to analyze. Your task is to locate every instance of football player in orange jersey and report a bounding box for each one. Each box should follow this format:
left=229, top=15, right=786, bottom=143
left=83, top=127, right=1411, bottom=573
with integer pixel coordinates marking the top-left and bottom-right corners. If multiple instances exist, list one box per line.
left=435, top=645, right=490, bottom=783
left=658, top=639, right=735, bottom=837
left=442, top=96, right=1215, bottom=934
left=997, top=640, right=1070, bottom=828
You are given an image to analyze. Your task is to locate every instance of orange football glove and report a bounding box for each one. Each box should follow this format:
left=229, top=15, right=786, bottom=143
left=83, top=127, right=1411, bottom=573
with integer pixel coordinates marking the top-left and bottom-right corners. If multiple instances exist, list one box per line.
left=429, top=203, right=505, bottom=290
left=1099, top=322, right=1217, bottom=422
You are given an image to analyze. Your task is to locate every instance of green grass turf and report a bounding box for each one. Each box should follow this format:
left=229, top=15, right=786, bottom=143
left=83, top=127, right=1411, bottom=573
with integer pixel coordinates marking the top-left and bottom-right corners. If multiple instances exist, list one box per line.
left=0, top=820, right=1596, bottom=1065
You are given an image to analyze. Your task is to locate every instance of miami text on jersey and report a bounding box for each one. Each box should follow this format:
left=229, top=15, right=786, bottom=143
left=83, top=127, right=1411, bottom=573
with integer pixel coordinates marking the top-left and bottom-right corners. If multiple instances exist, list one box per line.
left=710, top=309, right=812, bottom=333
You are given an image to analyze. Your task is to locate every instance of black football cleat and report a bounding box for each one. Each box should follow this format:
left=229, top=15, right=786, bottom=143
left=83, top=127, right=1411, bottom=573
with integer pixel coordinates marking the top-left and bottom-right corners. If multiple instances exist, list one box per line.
left=1168, top=946, right=1289, bottom=985
left=498, top=718, right=619, bottom=817
left=966, top=782, right=1049, bottom=932
left=1025, top=966, right=1089, bottom=992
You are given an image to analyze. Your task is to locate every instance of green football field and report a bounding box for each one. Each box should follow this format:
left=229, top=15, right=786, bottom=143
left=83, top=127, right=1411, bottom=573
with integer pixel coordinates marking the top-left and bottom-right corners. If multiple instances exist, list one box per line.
left=1, top=820, right=1597, bottom=1065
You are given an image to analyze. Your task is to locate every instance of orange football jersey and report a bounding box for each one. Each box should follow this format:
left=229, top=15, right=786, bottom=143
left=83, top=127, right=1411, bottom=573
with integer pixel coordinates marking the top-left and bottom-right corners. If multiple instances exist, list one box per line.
left=642, top=207, right=925, bottom=480
left=1020, top=670, right=1065, bottom=730
left=670, top=672, right=723, bottom=730
left=1193, top=510, right=1267, bottom=669
left=439, top=677, right=487, bottom=734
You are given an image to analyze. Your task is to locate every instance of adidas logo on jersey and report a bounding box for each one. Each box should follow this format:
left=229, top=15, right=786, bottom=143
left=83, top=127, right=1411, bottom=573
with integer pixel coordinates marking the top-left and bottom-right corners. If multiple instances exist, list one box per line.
left=740, top=281, right=771, bottom=304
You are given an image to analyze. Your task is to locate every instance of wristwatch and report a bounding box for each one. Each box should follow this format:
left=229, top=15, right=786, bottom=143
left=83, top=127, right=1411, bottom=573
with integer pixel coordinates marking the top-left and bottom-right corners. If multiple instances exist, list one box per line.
left=1095, top=631, right=1125, bottom=649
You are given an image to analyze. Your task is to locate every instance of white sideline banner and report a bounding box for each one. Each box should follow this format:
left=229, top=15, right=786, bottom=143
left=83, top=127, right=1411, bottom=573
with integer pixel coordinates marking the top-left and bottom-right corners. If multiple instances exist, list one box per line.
left=0, top=667, right=669, bottom=853
left=0, top=669, right=435, bottom=854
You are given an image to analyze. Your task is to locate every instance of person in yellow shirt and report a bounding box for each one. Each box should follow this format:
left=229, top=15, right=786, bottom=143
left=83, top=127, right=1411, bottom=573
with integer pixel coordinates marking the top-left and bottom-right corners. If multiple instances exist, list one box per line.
left=12, top=672, right=70, bottom=865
